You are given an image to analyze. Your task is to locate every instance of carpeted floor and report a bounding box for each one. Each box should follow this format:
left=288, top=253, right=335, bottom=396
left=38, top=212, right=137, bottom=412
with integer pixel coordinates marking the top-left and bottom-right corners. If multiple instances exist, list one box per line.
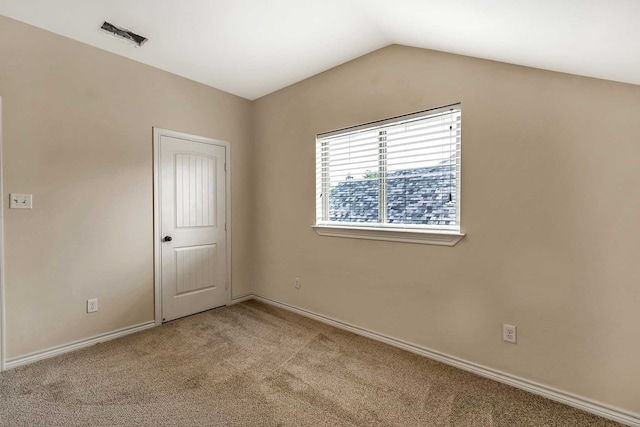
left=0, top=300, right=624, bottom=426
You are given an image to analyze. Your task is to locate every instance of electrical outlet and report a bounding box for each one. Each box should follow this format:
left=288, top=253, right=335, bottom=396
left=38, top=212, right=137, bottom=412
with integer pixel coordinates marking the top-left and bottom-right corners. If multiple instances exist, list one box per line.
left=10, top=193, right=32, bottom=209
left=503, top=324, right=517, bottom=343
left=87, top=298, right=98, bottom=313
left=294, top=277, right=301, bottom=289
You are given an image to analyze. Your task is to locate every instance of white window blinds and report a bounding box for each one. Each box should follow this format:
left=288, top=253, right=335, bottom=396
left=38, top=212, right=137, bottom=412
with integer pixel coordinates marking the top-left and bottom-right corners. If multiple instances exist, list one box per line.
left=316, top=104, right=461, bottom=231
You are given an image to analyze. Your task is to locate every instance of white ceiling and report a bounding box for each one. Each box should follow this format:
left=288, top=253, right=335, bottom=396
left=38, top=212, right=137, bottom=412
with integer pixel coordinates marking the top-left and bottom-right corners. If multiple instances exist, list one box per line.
left=1, top=0, right=638, bottom=100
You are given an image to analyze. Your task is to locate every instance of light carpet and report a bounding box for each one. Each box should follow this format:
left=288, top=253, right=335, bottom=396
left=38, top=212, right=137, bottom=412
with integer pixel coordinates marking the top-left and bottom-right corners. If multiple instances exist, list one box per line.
left=0, top=300, right=624, bottom=426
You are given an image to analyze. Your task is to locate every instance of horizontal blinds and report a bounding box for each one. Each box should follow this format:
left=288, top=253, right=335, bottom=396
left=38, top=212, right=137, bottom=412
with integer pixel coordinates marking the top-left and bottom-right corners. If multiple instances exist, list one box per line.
left=317, top=103, right=460, bottom=138
left=316, top=104, right=461, bottom=230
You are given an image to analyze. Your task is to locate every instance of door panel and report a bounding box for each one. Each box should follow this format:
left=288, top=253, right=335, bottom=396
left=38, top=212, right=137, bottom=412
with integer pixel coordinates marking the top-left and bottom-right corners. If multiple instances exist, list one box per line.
left=175, top=153, right=217, bottom=228
left=175, top=244, right=218, bottom=295
left=160, top=134, right=227, bottom=322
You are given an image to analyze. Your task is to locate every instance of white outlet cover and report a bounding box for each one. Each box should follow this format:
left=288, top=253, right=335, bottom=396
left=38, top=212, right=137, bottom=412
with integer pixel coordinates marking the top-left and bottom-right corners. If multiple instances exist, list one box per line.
left=10, top=193, right=32, bottom=209
left=503, top=324, right=517, bottom=343
left=87, top=298, right=98, bottom=313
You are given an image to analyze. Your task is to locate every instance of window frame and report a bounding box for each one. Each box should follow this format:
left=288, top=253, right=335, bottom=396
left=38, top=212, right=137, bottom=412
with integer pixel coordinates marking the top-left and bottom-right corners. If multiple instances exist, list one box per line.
left=313, top=104, right=465, bottom=246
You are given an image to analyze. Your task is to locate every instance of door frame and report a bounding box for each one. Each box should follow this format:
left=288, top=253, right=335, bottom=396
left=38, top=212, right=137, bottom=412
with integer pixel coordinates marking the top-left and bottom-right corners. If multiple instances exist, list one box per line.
left=152, top=127, right=231, bottom=326
left=0, top=97, right=5, bottom=371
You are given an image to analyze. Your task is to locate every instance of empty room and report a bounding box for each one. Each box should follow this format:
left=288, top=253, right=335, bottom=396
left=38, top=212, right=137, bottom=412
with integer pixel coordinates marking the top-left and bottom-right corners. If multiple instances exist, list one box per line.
left=0, top=1, right=639, bottom=426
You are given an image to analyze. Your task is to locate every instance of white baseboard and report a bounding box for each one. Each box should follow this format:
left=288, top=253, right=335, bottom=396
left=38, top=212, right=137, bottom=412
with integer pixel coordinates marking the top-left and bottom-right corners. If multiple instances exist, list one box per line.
left=230, top=293, right=253, bottom=305
left=251, top=294, right=640, bottom=427
left=3, top=321, right=155, bottom=370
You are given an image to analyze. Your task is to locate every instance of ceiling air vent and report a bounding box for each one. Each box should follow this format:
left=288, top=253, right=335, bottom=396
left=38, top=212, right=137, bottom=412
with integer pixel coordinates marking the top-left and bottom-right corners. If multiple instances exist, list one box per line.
left=99, top=21, right=148, bottom=47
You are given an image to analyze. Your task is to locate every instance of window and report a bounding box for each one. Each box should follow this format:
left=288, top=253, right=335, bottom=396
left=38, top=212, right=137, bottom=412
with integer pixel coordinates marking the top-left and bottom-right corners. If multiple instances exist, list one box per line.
left=314, top=104, right=464, bottom=245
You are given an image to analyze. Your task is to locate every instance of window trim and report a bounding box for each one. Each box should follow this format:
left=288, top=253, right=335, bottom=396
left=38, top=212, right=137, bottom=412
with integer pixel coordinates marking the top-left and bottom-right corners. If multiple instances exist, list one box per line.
left=314, top=103, right=464, bottom=245
left=312, top=225, right=465, bottom=246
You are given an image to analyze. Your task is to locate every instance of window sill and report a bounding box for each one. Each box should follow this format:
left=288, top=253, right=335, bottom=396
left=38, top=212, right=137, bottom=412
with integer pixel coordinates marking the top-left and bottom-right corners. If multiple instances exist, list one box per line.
left=312, top=225, right=465, bottom=246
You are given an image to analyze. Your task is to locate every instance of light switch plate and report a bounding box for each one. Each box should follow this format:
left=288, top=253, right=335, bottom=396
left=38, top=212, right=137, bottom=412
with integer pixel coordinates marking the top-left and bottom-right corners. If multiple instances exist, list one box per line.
left=10, top=193, right=32, bottom=209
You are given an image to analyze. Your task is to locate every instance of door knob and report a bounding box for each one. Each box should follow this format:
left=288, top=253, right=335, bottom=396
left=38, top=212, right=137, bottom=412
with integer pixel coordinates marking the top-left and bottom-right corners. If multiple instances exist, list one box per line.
left=163, top=236, right=173, bottom=242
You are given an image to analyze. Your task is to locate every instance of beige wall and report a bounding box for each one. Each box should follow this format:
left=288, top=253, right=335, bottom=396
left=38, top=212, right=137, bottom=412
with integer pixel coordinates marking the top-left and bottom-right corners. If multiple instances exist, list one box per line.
left=0, top=16, right=253, bottom=358
left=252, top=45, right=640, bottom=414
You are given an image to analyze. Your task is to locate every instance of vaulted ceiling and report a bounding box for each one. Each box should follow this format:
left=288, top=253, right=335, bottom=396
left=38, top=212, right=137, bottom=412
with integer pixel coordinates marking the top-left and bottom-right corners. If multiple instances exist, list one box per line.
left=1, top=0, right=638, bottom=100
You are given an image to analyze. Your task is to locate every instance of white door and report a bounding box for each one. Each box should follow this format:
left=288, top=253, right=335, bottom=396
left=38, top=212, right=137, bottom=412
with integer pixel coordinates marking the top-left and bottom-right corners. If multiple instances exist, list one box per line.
left=158, top=131, right=228, bottom=322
